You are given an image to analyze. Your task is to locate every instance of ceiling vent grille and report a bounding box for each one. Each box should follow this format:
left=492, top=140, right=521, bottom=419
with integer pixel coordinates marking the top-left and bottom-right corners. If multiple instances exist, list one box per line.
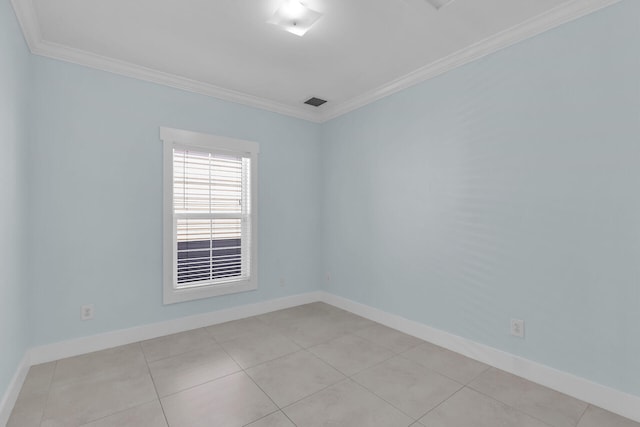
left=304, top=97, right=327, bottom=107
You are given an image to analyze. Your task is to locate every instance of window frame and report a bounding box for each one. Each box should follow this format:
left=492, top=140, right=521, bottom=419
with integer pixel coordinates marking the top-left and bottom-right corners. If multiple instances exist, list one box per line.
left=161, top=127, right=259, bottom=304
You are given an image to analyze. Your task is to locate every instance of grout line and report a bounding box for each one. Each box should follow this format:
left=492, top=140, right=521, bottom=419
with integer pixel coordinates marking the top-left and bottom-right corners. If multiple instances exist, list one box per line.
left=44, top=344, right=159, bottom=427
left=38, top=360, right=59, bottom=426
left=575, top=404, right=591, bottom=426
left=140, top=342, right=171, bottom=427
left=347, top=377, right=420, bottom=422
left=212, top=335, right=291, bottom=425
left=459, top=385, right=558, bottom=427
left=157, top=369, right=244, bottom=400
left=347, top=360, right=465, bottom=422
left=22, top=303, right=601, bottom=427
left=73, top=398, right=160, bottom=427
left=394, top=344, right=489, bottom=387
left=280, top=378, right=353, bottom=411
left=210, top=312, right=431, bottom=420
left=242, top=348, right=348, bottom=412
left=240, top=409, right=293, bottom=427
left=415, top=385, right=468, bottom=422
left=244, top=374, right=283, bottom=420
left=280, top=410, right=298, bottom=427
left=140, top=327, right=217, bottom=364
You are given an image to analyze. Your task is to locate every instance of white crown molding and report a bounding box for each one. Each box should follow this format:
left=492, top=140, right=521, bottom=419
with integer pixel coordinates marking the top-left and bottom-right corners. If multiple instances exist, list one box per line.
left=318, top=0, right=623, bottom=122
left=33, top=41, right=324, bottom=123
left=9, top=0, right=322, bottom=123
left=9, top=0, right=622, bottom=123
left=318, top=292, right=640, bottom=423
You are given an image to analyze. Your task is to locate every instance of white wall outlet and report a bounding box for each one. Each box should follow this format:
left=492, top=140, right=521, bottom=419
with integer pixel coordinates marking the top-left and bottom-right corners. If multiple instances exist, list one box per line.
left=279, top=277, right=286, bottom=287
left=326, top=272, right=331, bottom=282
left=81, top=304, right=95, bottom=321
left=510, top=318, right=525, bottom=338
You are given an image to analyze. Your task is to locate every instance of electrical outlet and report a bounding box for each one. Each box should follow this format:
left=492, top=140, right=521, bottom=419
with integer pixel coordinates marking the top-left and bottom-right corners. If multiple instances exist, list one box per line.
left=510, top=318, right=524, bottom=338
left=81, top=304, right=94, bottom=321
left=279, top=277, right=286, bottom=287
left=326, top=272, right=331, bottom=282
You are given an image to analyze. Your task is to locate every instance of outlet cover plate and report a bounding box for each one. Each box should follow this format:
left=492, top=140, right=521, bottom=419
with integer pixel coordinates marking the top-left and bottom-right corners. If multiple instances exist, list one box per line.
left=81, top=304, right=95, bottom=321
left=511, top=318, right=525, bottom=338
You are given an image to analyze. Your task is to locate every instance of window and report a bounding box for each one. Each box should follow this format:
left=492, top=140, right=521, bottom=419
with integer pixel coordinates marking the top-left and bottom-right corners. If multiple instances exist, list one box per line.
left=161, top=127, right=258, bottom=304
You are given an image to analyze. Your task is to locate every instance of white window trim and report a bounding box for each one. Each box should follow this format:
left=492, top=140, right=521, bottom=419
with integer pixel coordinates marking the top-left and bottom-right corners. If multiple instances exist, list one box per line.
left=160, top=127, right=259, bottom=304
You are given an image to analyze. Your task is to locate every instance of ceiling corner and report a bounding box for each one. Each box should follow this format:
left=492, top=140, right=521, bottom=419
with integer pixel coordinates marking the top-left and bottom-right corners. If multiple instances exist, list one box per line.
left=319, top=0, right=623, bottom=122
left=10, top=0, right=41, bottom=51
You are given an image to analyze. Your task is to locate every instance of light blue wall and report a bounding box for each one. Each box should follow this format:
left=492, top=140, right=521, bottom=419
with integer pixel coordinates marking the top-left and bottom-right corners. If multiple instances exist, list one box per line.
left=321, top=0, right=640, bottom=396
left=0, top=0, right=31, bottom=400
left=4, top=0, right=638, bottom=405
left=28, top=57, right=322, bottom=345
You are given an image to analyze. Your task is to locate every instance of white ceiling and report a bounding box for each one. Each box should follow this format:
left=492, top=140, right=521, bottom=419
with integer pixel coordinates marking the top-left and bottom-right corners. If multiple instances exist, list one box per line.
left=12, top=0, right=620, bottom=122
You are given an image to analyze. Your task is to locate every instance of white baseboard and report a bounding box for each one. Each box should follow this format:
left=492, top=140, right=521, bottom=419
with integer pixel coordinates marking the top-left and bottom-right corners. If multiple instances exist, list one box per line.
left=0, top=353, right=30, bottom=427
left=318, top=291, right=640, bottom=423
left=5, top=290, right=639, bottom=424
left=29, top=291, right=322, bottom=365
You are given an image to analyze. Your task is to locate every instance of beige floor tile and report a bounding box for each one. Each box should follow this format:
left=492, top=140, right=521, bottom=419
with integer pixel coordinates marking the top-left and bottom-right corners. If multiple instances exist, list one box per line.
left=141, top=328, right=214, bottom=362
left=308, top=334, right=395, bottom=376
left=20, top=362, right=57, bottom=393
left=352, top=356, right=462, bottom=419
left=161, top=371, right=277, bottom=427
left=219, top=329, right=300, bottom=368
left=402, top=342, right=488, bottom=384
left=246, top=411, right=296, bottom=427
left=78, top=400, right=167, bottom=427
left=7, top=362, right=56, bottom=427
left=246, top=350, right=345, bottom=407
left=54, top=344, right=147, bottom=384
left=41, top=372, right=157, bottom=427
left=283, top=379, right=413, bottom=427
left=353, top=323, right=424, bottom=353
left=148, top=342, right=241, bottom=397
left=262, top=304, right=375, bottom=348
left=419, top=387, right=550, bottom=427
left=40, top=343, right=157, bottom=426
left=327, top=310, right=377, bottom=332
left=306, top=302, right=351, bottom=315
left=206, top=316, right=275, bottom=342
left=577, top=405, right=640, bottom=427
left=276, top=315, right=351, bottom=348
left=13, top=305, right=635, bottom=427
left=7, top=392, right=49, bottom=427
left=469, top=368, right=588, bottom=427
left=258, top=304, right=331, bottom=328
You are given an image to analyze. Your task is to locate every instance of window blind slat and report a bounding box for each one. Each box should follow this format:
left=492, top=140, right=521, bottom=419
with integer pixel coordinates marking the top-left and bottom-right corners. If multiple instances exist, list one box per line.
left=173, top=147, right=251, bottom=288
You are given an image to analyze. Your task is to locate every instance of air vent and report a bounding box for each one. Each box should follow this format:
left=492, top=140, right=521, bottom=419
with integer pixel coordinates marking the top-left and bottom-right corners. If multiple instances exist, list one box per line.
left=304, top=97, right=327, bottom=107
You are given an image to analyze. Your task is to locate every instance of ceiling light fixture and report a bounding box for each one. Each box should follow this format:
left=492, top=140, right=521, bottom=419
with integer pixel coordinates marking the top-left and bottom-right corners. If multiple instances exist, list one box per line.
left=425, top=0, right=454, bottom=10
left=268, top=0, right=323, bottom=37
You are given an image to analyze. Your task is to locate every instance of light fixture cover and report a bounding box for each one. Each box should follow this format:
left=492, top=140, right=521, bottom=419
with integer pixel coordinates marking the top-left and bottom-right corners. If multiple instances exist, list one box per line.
left=268, top=0, right=323, bottom=36
left=425, top=0, right=454, bottom=10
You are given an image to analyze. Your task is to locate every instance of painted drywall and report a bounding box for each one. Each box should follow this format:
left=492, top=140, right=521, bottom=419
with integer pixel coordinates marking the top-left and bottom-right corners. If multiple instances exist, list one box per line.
left=321, top=0, right=640, bottom=396
left=28, top=56, right=322, bottom=345
left=0, top=0, right=31, bottom=402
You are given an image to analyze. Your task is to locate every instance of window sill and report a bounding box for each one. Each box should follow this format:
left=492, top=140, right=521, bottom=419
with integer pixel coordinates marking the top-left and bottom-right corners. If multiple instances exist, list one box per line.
left=163, top=278, right=257, bottom=304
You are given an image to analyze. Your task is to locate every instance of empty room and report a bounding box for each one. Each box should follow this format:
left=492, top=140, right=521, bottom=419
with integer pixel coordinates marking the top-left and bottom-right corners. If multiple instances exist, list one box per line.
left=1, top=0, right=639, bottom=426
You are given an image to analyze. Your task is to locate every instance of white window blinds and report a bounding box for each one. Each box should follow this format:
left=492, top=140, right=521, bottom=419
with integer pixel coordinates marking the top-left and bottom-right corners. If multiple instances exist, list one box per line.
left=161, top=127, right=258, bottom=304
left=173, top=147, right=252, bottom=288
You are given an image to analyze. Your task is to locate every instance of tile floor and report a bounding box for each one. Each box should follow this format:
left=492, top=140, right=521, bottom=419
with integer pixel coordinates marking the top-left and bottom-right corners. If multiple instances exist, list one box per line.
left=7, top=302, right=639, bottom=427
